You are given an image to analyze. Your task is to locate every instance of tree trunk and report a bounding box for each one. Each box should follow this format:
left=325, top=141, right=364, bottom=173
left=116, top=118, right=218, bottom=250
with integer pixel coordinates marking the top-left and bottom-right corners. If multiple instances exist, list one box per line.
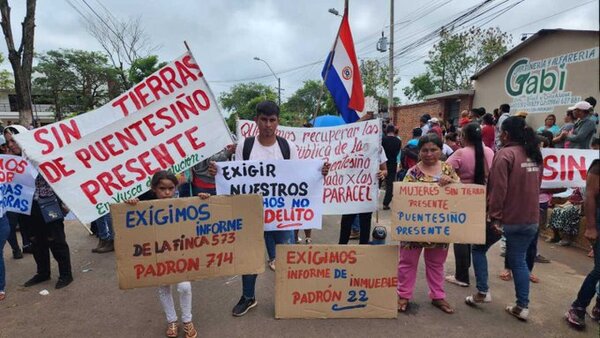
left=0, top=0, right=36, bottom=127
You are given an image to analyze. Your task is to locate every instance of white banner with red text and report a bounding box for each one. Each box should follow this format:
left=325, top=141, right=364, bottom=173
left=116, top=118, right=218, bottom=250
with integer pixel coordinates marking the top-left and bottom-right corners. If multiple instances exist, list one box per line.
left=14, top=53, right=233, bottom=223
left=215, top=159, right=324, bottom=231
left=0, top=155, right=37, bottom=217
left=541, top=148, right=599, bottom=188
left=236, top=119, right=380, bottom=214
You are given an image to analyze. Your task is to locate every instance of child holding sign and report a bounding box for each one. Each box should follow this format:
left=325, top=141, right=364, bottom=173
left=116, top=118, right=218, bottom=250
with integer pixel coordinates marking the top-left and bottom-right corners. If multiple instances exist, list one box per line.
left=125, top=171, right=199, bottom=338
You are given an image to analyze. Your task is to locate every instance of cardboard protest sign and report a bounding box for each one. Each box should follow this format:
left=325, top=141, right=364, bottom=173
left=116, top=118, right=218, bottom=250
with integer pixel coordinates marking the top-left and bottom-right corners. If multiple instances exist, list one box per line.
left=215, top=159, right=324, bottom=231
left=15, top=52, right=203, bottom=159
left=275, top=244, right=398, bottom=319
left=111, top=195, right=265, bottom=289
left=541, top=148, right=599, bottom=188
left=15, top=52, right=233, bottom=223
left=0, top=155, right=37, bottom=216
left=237, top=119, right=380, bottom=214
left=391, top=182, right=485, bottom=244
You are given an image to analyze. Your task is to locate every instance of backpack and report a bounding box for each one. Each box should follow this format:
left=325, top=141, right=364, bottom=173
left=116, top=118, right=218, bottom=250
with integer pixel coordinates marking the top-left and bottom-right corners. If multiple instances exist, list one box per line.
left=242, top=136, right=291, bottom=160
left=401, top=144, right=419, bottom=170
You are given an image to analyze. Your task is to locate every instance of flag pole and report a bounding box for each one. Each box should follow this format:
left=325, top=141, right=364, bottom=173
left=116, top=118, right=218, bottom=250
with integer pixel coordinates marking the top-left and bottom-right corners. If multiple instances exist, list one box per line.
left=314, top=0, right=348, bottom=120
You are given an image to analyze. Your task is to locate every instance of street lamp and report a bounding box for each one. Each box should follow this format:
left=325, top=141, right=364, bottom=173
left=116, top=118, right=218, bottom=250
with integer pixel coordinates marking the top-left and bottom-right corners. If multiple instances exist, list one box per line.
left=328, top=8, right=342, bottom=17
left=253, top=56, right=281, bottom=106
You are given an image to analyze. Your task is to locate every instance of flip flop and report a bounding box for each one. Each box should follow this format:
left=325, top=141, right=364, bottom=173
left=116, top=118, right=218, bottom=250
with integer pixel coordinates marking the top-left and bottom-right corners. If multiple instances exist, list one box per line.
left=432, top=299, right=454, bottom=314
left=0, top=291, right=5, bottom=301
left=398, top=298, right=409, bottom=312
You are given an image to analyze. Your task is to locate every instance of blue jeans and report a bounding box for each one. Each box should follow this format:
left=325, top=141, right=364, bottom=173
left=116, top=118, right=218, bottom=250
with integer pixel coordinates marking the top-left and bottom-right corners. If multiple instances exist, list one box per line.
left=572, top=208, right=600, bottom=309
left=504, top=223, right=538, bottom=308
left=264, top=230, right=294, bottom=262
left=242, top=230, right=293, bottom=299
left=0, top=214, right=10, bottom=291
left=472, top=222, right=503, bottom=293
left=351, top=215, right=360, bottom=232
left=95, top=214, right=114, bottom=241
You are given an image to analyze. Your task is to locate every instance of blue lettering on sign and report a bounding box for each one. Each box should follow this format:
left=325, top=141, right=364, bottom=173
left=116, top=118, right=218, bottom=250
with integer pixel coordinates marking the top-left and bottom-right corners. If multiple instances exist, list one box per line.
left=291, top=198, right=310, bottom=208
left=331, top=290, right=368, bottom=311
left=263, top=197, right=284, bottom=208
left=395, top=225, right=451, bottom=236
left=125, top=203, right=211, bottom=228
left=334, top=269, right=347, bottom=279
left=397, top=212, right=467, bottom=224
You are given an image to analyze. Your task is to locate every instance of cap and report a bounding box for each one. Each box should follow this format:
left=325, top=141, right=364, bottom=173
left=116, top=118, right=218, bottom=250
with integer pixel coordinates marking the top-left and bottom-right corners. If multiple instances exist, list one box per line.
left=568, top=101, right=592, bottom=111
left=429, top=117, right=440, bottom=124
left=514, top=111, right=528, bottom=118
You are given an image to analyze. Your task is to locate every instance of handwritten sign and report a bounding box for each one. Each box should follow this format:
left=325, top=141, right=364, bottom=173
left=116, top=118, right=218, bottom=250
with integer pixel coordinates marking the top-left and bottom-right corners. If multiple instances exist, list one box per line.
left=215, top=159, right=323, bottom=231
left=237, top=119, right=381, bottom=214
left=15, top=52, right=233, bottom=223
left=275, top=244, right=398, bottom=319
left=111, top=195, right=265, bottom=289
left=0, top=155, right=37, bottom=216
left=391, top=182, right=486, bottom=244
left=541, top=148, right=599, bottom=188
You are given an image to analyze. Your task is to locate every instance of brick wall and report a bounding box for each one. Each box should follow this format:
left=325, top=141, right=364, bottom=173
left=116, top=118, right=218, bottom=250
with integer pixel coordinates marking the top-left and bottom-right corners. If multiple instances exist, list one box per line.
left=390, top=100, right=443, bottom=143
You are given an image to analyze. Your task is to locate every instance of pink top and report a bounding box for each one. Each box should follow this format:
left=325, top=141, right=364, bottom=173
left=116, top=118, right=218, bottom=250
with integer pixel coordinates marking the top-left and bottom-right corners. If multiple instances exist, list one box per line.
left=446, top=144, right=494, bottom=183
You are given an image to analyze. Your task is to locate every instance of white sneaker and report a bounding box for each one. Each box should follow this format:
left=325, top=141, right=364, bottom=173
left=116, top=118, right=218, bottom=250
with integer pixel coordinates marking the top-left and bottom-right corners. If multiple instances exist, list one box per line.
left=506, top=304, right=529, bottom=321
left=465, top=292, right=492, bottom=305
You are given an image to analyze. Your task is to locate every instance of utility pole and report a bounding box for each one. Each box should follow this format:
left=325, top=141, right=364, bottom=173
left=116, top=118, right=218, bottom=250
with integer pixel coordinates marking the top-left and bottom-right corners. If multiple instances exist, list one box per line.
left=388, top=0, right=394, bottom=117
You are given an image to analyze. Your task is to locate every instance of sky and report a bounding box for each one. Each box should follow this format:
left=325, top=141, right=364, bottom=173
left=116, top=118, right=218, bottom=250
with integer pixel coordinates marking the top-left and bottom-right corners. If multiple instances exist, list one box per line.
left=1, top=0, right=598, bottom=112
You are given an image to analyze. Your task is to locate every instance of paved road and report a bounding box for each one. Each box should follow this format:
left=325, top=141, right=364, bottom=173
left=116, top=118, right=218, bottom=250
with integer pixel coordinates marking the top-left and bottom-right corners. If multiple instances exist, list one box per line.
left=1, top=209, right=598, bottom=338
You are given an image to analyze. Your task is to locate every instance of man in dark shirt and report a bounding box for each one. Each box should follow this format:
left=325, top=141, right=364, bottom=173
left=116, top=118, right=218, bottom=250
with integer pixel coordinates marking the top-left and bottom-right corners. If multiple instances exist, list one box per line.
left=382, top=124, right=401, bottom=209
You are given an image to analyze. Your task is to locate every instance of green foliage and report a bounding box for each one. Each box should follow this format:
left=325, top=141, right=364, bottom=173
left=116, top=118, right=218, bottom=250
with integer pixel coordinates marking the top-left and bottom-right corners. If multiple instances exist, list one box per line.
left=282, top=79, right=334, bottom=126
left=360, top=59, right=399, bottom=99
left=403, top=72, right=437, bottom=101
left=219, top=82, right=277, bottom=120
left=34, top=49, right=117, bottom=120
left=128, top=55, right=167, bottom=85
left=0, top=52, right=13, bottom=90
left=404, top=26, right=511, bottom=101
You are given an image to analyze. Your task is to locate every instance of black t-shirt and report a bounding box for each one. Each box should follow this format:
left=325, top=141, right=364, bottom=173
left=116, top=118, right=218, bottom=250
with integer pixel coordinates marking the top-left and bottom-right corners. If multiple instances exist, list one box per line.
left=382, top=136, right=401, bottom=164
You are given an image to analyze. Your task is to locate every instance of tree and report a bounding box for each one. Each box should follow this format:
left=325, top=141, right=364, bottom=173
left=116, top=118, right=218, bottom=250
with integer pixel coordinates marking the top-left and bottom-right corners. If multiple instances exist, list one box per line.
left=34, top=49, right=117, bottom=120
left=0, top=0, right=36, bottom=126
left=403, top=26, right=511, bottom=101
left=79, top=5, right=160, bottom=89
left=128, top=55, right=167, bottom=85
left=283, top=80, right=334, bottom=124
left=219, top=82, right=277, bottom=120
left=403, top=73, right=437, bottom=101
left=360, top=59, right=400, bottom=110
left=0, top=52, right=13, bottom=89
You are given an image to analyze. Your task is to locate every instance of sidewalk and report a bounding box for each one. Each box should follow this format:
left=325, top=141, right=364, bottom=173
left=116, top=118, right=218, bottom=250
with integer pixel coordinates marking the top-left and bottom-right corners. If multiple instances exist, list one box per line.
left=1, top=209, right=598, bottom=337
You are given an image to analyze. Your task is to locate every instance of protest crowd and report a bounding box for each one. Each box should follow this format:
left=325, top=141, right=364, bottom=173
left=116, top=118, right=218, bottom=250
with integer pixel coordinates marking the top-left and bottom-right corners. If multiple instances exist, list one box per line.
left=0, top=6, right=598, bottom=334
left=1, top=93, right=599, bottom=336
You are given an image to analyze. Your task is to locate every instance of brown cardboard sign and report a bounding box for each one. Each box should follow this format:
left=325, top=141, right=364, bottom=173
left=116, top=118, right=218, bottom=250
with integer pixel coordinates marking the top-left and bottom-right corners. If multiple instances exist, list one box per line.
left=111, top=195, right=265, bottom=289
left=391, top=182, right=486, bottom=244
left=275, top=245, right=398, bottom=319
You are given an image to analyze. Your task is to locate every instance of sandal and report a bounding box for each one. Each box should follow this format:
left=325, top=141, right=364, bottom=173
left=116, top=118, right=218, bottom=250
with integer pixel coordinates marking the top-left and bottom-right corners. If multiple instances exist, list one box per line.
left=166, top=322, right=178, bottom=338
left=432, top=299, right=454, bottom=314
left=0, top=291, right=5, bottom=301
left=499, top=270, right=512, bottom=281
left=397, top=297, right=409, bottom=312
left=183, top=322, right=198, bottom=338
left=529, top=274, right=540, bottom=283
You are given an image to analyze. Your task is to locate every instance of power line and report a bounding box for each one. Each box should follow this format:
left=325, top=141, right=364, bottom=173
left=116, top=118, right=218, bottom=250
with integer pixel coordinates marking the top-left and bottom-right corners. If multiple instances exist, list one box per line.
left=507, top=0, right=597, bottom=32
